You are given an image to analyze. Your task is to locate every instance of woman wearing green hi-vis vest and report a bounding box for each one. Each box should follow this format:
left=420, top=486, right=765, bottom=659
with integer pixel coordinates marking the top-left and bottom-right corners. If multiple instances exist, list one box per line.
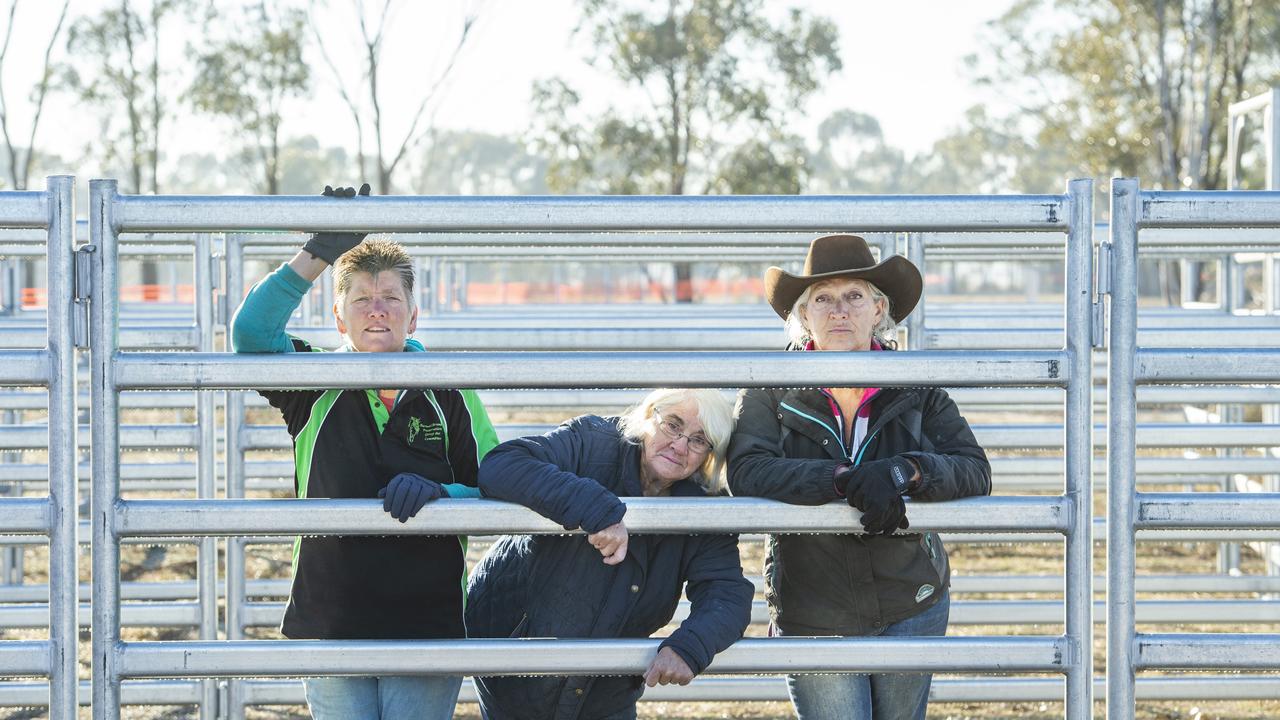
left=231, top=184, right=499, bottom=720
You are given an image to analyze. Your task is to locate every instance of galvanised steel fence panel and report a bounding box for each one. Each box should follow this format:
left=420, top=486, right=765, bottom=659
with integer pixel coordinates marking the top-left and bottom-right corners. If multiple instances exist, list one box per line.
left=90, top=180, right=1094, bottom=720
left=0, top=177, right=76, bottom=718
left=1108, top=179, right=1280, bottom=719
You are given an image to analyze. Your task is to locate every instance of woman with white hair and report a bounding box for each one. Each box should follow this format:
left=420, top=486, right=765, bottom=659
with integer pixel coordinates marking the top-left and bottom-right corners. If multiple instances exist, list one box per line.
left=466, top=388, right=753, bottom=720
left=728, top=234, right=991, bottom=720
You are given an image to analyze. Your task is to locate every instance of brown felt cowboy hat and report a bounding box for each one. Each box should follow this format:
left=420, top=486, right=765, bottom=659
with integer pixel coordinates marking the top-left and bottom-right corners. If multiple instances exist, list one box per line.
left=765, top=234, right=922, bottom=323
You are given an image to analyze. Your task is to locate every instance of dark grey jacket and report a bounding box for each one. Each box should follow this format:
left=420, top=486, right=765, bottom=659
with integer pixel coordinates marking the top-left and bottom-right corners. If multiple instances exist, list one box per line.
left=728, top=383, right=990, bottom=635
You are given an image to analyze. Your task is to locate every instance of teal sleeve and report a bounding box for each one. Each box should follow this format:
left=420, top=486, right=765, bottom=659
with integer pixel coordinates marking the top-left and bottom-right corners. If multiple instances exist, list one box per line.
left=231, top=263, right=313, bottom=354
left=440, top=483, right=482, bottom=498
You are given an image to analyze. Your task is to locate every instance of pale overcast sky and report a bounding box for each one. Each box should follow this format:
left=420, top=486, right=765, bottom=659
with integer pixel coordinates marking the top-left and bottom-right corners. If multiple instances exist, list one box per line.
left=16, top=0, right=1012, bottom=178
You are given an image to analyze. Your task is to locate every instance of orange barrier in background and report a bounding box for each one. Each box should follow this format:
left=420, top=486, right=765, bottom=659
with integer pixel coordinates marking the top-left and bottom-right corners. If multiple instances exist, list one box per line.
left=15, top=278, right=768, bottom=310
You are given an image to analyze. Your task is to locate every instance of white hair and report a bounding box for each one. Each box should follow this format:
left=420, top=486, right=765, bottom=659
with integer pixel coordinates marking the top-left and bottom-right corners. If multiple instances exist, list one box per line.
left=783, top=278, right=897, bottom=348
left=618, top=388, right=734, bottom=493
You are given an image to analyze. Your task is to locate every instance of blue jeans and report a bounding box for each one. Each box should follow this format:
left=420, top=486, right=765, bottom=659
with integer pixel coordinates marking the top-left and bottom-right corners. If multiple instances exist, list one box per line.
left=303, top=675, right=463, bottom=720
left=783, top=590, right=950, bottom=720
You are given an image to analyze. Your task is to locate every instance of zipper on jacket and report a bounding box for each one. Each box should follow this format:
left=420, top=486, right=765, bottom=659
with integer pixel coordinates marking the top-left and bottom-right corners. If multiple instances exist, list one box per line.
left=779, top=401, right=846, bottom=456
left=852, top=428, right=881, bottom=467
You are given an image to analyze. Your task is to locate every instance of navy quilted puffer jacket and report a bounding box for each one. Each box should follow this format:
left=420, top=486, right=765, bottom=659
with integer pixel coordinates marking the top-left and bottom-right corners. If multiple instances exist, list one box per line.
left=466, top=415, right=753, bottom=720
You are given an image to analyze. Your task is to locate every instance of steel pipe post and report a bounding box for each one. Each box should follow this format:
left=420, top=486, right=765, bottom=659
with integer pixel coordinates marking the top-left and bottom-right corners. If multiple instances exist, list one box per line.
left=222, top=234, right=247, bottom=720
left=1063, top=179, right=1093, bottom=720
left=1107, top=178, right=1140, bottom=719
left=194, top=233, right=218, bottom=719
left=45, top=175, right=77, bottom=720
left=89, top=179, right=122, bottom=720
left=905, top=232, right=925, bottom=348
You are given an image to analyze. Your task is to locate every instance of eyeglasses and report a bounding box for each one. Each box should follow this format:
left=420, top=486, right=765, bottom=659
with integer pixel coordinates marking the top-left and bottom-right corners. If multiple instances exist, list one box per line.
left=653, top=413, right=712, bottom=454
left=809, top=289, right=875, bottom=312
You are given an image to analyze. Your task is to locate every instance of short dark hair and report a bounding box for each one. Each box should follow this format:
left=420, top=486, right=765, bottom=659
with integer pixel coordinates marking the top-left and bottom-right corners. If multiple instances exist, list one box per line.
left=333, top=237, right=415, bottom=303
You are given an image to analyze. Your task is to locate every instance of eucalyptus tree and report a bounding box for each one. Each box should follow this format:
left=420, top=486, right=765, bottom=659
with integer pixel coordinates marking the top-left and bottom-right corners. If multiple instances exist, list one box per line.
left=189, top=2, right=310, bottom=194
left=532, top=0, right=840, bottom=300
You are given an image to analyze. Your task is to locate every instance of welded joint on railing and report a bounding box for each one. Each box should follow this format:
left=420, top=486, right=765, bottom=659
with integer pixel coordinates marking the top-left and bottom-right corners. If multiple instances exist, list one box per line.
left=73, top=245, right=96, bottom=349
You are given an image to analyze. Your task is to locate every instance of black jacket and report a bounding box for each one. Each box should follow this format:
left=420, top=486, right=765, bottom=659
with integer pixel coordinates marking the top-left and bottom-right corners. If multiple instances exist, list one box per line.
left=728, top=382, right=990, bottom=635
left=467, top=415, right=753, bottom=720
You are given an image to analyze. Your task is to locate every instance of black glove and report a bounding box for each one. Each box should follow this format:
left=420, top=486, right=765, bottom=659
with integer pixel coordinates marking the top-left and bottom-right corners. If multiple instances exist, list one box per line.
left=301, top=183, right=372, bottom=264
left=377, top=472, right=446, bottom=522
left=836, top=457, right=914, bottom=535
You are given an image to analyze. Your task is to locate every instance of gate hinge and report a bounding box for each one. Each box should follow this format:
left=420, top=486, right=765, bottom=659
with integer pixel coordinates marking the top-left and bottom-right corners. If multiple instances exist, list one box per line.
left=72, top=245, right=96, bottom=348
left=213, top=254, right=226, bottom=326
left=1096, top=241, right=1113, bottom=296
left=1091, top=241, right=1112, bottom=349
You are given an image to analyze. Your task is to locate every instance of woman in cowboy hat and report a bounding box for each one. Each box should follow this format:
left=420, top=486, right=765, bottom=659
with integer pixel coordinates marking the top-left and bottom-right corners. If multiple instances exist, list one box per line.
left=727, top=234, right=990, bottom=720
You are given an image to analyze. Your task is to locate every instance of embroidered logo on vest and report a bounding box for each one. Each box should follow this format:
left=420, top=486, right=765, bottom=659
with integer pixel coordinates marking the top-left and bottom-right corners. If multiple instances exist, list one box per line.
left=915, top=584, right=935, bottom=603
left=407, top=417, right=444, bottom=446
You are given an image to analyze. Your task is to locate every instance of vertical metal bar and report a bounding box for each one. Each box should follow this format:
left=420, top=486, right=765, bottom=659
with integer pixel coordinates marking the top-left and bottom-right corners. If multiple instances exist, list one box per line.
left=90, top=179, right=122, bottom=720
left=1267, top=88, right=1279, bottom=191
left=194, top=233, right=220, bottom=719
left=1063, top=179, right=1094, bottom=720
left=46, top=175, right=77, bottom=720
left=1107, top=177, right=1140, bottom=719
left=223, top=234, right=247, bottom=720
left=427, top=256, right=441, bottom=315
left=1227, top=112, right=1242, bottom=190
left=1218, top=403, right=1242, bottom=574
left=906, top=232, right=926, bottom=349
left=457, top=262, right=469, bottom=309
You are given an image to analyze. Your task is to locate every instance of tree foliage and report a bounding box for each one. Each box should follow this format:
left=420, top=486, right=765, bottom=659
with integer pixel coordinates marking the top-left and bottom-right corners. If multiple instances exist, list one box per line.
left=309, top=0, right=485, bottom=193
left=413, top=130, right=548, bottom=194
left=189, top=1, right=309, bottom=194
left=532, top=0, right=840, bottom=195
left=61, top=0, right=193, bottom=193
left=0, top=0, right=70, bottom=190
left=972, top=0, right=1280, bottom=191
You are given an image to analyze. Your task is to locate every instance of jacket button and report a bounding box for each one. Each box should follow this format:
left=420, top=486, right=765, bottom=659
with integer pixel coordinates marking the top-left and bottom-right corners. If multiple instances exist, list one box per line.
left=575, top=688, right=584, bottom=696
left=822, top=439, right=829, bottom=446
left=631, top=584, right=640, bottom=593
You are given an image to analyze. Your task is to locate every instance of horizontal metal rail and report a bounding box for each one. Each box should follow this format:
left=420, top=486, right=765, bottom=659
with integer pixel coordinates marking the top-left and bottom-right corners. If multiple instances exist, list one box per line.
left=1136, top=348, right=1280, bottom=383
left=114, top=636, right=1069, bottom=677
left=19, top=571, right=1280, bottom=605
left=114, top=496, right=1068, bottom=537
left=233, top=421, right=1278, bottom=451
left=0, top=349, right=50, bottom=384
left=0, top=326, right=197, bottom=350
left=0, top=498, right=50, bottom=534
left=1140, top=190, right=1280, bottom=229
left=1137, top=493, right=1280, bottom=529
left=1136, top=634, right=1280, bottom=669
left=0, top=192, right=49, bottom=227
left=10, top=597, right=1280, bottom=631
left=8, top=454, right=1278, bottom=485
left=111, top=350, right=1071, bottom=390
left=3, top=383, right=1274, bottom=412
left=10, top=517, right=1280, bottom=547
left=224, top=598, right=1280, bottom=630
left=0, top=641, right=50, bottom=676
left=5, top=673, right=1280, bottom=708
left=114, top=194, right=1071, bottom=233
